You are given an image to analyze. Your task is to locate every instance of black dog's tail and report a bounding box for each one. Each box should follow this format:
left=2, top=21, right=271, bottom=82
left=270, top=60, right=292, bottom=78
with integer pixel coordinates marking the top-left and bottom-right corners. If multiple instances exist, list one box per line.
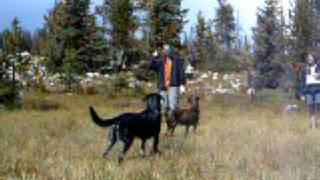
left=89, top=106, right=119, bottom=127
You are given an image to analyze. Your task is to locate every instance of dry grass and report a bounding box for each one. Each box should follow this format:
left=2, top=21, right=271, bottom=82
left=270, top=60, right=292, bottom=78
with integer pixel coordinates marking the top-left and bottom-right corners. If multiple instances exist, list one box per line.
left=0, top=92, right=320, bottom=180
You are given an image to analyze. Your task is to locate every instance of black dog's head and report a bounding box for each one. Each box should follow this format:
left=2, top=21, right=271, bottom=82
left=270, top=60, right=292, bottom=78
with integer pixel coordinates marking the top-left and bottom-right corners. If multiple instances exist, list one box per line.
left=143, top=93, right=163, bottom=113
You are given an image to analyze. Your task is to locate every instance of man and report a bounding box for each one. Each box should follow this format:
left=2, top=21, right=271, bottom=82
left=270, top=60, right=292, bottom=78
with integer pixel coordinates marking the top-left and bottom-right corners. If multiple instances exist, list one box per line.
left=300, top=54, right=320, bottom=129
left=147, top=44, right=185, bottom=113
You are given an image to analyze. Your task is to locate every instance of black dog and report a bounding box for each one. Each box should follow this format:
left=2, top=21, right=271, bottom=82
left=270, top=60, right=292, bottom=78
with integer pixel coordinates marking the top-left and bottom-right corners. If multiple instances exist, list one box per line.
left=89, top=93, right=163, bottom=163
left=166, top=95, right=200, bottom=135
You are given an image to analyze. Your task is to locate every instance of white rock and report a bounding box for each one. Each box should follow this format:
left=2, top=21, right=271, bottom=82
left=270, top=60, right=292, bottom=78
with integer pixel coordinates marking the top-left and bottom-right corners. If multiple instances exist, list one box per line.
left=212, top=73, right=219, bottom=80
left=200, top=73, right=209, bottom=79
left=86, top=72, right=95, bottom=78
left=246, top=88, right=256, bottom=96
left=223, top=74, right=230, bottom=80
left=146, top=83, right=153, bottom=88
left=284, top=104, right=299, bottom=114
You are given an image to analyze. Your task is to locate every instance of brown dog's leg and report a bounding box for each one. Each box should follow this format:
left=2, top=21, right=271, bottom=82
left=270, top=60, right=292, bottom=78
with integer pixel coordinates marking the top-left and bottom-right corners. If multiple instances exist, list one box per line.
left=170, top=126, right=176, bottom=135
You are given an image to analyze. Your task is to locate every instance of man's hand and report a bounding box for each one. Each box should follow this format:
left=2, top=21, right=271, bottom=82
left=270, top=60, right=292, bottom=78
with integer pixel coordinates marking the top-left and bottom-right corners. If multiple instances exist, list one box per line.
left=300, top=96, right=305, bottom=101
left=180, top=85, right=186, bottom=94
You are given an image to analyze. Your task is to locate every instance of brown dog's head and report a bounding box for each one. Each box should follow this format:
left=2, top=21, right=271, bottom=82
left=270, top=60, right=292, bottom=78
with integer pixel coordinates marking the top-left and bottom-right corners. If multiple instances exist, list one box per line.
left=187, top=95, right=200, bottom=109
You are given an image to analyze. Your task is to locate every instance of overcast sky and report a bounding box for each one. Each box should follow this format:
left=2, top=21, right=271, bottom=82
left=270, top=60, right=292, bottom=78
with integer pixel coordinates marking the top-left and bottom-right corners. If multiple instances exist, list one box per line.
left=0, top=0, right=290, bottom=38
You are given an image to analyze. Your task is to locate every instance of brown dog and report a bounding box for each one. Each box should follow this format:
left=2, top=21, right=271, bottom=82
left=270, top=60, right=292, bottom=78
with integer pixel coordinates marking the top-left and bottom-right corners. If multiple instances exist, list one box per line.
left=166, top=95, right=200, bottom=135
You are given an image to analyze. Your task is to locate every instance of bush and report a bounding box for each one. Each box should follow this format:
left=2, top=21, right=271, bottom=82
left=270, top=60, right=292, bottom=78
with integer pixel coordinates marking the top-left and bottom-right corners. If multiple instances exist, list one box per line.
left=23, top=94, right=60, bottom=111
left=255, top=89, right=299, bottom=105
left=0, top=81, right=22, bottom=108
left=95, top=73, right=148, bottom=98
left=84, top=85, right=97, bottom=95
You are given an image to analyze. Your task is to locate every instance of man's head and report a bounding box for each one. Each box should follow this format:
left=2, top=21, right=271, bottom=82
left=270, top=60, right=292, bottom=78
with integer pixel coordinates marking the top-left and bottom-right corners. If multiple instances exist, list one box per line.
left=307, top=54, right=315, bottom=65
left=162, top=44, right=170, bottom=55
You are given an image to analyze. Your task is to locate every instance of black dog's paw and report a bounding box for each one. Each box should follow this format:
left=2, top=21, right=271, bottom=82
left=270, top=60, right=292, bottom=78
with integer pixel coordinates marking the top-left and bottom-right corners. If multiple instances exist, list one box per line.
left=118, top=156, right=124, bottom=164
left=140, top=151, right=147, bottom=158
left=102, top=152, right=109, bottom=158
left=153, top=150, right=161, bottom=156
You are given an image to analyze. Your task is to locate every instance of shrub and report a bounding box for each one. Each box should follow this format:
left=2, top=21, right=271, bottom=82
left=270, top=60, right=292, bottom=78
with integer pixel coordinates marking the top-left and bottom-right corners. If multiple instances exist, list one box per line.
left=22, top=93, right=60, bottom=111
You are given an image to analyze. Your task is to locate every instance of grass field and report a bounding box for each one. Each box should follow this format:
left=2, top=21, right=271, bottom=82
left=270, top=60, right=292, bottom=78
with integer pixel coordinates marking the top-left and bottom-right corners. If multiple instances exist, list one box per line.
left=1, top=91, right=320, bottom=180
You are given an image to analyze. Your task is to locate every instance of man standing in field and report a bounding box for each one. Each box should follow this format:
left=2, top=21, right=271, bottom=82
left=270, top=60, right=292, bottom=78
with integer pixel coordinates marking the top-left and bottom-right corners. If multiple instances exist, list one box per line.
left=300, top=54, right=320, bottom=129
left=146, top=44, right=185, bottom=114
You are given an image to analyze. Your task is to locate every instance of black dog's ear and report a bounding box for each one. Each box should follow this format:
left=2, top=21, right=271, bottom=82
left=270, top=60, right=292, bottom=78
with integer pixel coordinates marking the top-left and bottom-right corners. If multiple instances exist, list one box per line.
left=158, top=94, right=165, bottom=101
left=143, top=94, right=150, bottom=102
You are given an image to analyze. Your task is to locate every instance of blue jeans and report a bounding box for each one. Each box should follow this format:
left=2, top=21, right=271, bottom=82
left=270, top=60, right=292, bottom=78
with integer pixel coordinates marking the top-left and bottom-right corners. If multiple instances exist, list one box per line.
left=168, top=86, right=179, bottom=110
left=160, top=87, right=180, bottom=113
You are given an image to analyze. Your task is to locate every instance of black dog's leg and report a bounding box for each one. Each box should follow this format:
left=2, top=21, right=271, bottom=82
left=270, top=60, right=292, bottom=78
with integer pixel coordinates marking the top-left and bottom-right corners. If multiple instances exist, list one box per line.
left=141, top=139, right=147, bottom=158
left=119, top=137, right=134, bottom=163
left=185, top=125, right=190, bottom=136
left=193, top=123, right=198, bottom=132
left=103, top=126, right=118, bottom=158
left=152, top=134, right=161, bottom=155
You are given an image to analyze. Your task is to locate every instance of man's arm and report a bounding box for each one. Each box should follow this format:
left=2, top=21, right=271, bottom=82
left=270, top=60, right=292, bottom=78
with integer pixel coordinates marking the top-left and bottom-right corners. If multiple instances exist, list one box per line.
left=144, top=57, right=161, bottom=72
left=179, top=57, right=186, bottom=85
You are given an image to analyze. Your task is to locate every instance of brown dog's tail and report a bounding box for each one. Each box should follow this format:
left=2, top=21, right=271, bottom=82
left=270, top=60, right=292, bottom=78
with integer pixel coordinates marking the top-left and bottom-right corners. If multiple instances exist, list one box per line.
left=89, top=106, right=119, bottom=127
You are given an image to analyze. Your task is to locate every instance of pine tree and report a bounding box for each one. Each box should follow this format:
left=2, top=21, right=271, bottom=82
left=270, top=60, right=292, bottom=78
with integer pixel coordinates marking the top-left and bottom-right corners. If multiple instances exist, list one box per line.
left=31, top=28, right=47, bottom=55
left=194, top=12, right=208, bottom=68
left=2, top=18, right=25, bottom=55
left=253, top=0, right=284, bottom=89
left=1, top=18, right=27, bottom=105
left=150, top=0, right=188, bottom=48
left=111, top=0, right=137, bottom=50
left=243, top=35, right=251, bottom=52
left=193, top=12, right=218, bottom=70
left=291, top=0, right=317, bottom=62
left=0, top=32, right=3, bottom=50
left=43, top=0, right=105, bottom=74
left=312, top=0, right=320, bottom=55
left=42, top=1, right=64, bottom=71
left=97, top=0, right=138, bottom=70
left=134, top=0, right=154, bottom=56
left=215, top=0, right=236, bottom=52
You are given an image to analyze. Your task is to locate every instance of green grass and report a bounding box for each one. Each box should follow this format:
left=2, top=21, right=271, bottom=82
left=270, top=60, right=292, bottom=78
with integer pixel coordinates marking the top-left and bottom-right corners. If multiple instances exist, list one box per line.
left=0, top=91, right=320, bottom=179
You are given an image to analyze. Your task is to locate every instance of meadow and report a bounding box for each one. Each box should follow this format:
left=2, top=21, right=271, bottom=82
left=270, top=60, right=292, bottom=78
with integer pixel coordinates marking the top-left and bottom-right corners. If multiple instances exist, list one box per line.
left=1, top=91, right=320, bottom=180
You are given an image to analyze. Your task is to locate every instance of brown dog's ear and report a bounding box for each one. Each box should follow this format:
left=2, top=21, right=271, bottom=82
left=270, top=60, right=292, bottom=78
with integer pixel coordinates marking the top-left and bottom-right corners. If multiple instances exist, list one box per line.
left=185, top=94, right=191, bottom=99
left=187, top=95, right=193, bottom=103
